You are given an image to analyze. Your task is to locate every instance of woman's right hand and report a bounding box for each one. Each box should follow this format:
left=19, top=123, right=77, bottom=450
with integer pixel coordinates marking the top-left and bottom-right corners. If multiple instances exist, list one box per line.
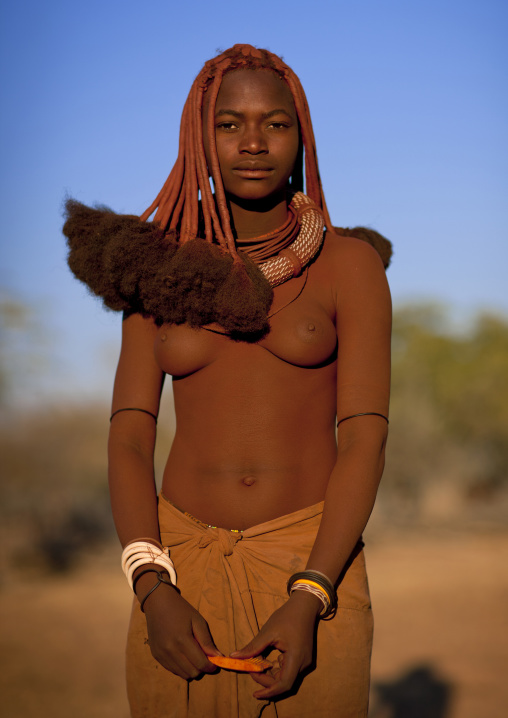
left=139, top=576, right=222, bottom=680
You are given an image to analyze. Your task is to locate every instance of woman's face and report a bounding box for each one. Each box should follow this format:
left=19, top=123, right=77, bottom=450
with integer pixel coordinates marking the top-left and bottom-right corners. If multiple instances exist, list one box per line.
left=203, top=69, right=300, bottom=204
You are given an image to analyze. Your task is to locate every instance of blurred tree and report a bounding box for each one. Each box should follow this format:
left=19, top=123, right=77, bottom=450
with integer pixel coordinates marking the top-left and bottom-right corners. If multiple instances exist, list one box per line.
left=0, top=401, right=175, bottom=572
left=383, top=305, right=508, bottom=521
left=0, top=405, right=113, bottom=571
left=0, top=291, right=49, bottom=408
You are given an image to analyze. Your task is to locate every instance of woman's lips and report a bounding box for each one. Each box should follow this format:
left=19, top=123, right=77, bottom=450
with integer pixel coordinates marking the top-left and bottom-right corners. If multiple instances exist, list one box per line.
left=232, top=166, right=274, bottom=179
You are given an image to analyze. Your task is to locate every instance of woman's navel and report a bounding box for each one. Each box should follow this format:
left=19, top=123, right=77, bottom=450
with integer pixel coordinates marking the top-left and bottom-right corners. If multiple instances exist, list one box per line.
left=241, top=475, right=257, bottom=487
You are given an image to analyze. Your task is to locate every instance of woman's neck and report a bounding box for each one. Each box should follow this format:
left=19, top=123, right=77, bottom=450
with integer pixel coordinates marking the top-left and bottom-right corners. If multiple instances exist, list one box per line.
left=228, top=193, right=289, bottom=240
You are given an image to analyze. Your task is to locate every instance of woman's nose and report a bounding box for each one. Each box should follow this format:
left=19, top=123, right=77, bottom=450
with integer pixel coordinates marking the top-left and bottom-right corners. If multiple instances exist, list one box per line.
left=239, top=126, right=268, bottom=154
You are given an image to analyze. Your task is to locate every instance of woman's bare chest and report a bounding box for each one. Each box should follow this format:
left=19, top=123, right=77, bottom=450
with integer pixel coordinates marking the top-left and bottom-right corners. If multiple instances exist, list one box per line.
left=153, top=269, right=337, bottom=377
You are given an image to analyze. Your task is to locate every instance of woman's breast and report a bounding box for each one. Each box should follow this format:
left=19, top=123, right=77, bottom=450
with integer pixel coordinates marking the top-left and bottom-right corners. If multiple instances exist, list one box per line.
left=154, top=324, right=216, bottom=378
left=154, top=307, right=337, bottom=378
left=259, top=308, right=337, bottom=368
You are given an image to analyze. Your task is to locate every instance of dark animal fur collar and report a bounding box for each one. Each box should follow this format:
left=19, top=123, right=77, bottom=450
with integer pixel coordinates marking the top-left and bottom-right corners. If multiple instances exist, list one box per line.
left=62, top=199, right=392, bottom=341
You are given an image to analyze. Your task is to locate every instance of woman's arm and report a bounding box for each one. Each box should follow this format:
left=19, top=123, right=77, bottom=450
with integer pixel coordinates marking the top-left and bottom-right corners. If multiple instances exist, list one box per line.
left=108, top=312, right=164, bottom=546
left=109, top=312, right=221, bottom=678
left=234, top=239, right=392, bottom=698
left=305, top=237, right=391, bottom=580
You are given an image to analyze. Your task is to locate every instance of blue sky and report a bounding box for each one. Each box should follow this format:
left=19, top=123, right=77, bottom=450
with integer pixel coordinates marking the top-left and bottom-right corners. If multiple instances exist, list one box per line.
left=1, top=0, right=507, bottom=404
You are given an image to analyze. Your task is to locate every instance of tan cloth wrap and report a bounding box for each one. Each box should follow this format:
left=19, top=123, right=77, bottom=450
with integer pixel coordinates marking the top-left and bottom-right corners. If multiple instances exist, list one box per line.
left=126, top=495, right=373, bottom=718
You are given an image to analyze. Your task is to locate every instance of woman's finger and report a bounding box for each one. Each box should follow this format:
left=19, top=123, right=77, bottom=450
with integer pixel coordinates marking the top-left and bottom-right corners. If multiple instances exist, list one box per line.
left=231, top=631, right=274, bottom=659
left=152, top=626, right=218, bottom=678
left=249, top=671, right=277, bottom=688
left=155, top=649, right=202, bottom=680
left=252, top=654, right=300, bottom=699
left=192, top=616, right=223, bottom=659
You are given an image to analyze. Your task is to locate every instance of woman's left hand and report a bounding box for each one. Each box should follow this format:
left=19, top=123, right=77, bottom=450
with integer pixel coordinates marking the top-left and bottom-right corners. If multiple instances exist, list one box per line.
left=230, top=591, right=321, bottom=700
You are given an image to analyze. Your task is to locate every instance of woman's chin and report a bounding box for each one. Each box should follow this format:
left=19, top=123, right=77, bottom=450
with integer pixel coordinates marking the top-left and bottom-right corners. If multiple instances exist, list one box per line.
left=226, top=185, right=289, bottom=209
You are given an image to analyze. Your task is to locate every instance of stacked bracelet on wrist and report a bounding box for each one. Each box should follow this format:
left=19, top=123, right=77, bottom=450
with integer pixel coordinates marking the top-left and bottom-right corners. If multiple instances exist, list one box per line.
left=121, top=540, right=177, bottom=590
left=287, top=570, right=337, bottom=619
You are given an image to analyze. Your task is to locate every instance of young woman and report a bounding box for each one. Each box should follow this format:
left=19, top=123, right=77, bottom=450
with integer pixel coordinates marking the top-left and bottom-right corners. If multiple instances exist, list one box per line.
left=64, top=44, right=392, bottom=718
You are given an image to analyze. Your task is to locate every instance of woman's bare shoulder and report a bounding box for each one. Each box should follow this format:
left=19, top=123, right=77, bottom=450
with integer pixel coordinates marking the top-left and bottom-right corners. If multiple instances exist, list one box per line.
left=123, top=311, right=160, bottom=333
left=320, top=229, right=385, bottom=266
left=315, top=229, right=389, bottom=293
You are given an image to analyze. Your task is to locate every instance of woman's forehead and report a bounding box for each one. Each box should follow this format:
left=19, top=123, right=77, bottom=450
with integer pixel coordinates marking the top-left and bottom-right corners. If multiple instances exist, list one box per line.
left=213, top=69, right=296, bottom=115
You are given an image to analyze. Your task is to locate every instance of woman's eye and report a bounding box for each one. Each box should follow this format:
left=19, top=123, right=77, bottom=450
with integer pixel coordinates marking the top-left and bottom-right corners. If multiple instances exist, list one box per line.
left=216, top=122, right=237, bottom=131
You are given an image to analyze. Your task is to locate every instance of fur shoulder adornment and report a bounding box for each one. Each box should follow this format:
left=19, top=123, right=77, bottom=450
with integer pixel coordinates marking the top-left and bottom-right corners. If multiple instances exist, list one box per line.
left=62, top=199, right=273, bottom=337
left=333, top=226, right=393, bottom=269
left=62, top=201, right=393, bottom=339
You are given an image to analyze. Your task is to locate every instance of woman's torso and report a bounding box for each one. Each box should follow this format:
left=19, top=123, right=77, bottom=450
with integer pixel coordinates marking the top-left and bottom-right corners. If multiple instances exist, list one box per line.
left=155, top=235, right=341, bottom=530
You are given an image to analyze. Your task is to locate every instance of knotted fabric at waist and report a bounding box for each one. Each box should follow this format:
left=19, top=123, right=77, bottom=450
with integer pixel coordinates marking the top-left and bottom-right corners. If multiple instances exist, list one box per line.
left=159, top=492, right=325, bottom=557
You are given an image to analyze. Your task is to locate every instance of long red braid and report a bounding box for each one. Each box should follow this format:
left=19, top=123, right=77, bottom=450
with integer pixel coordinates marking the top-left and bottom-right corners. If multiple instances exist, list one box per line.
left=139, top=44, right=333, bottom=259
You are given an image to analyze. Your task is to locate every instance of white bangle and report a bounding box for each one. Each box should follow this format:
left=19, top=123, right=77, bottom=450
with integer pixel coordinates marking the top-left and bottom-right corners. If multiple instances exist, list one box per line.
left=121, top=541, right=177, bottom=590
left=289, top=582, right=330, bottom=615
left=122, top=546, right=177, bottom=589
left=122, top=545, right=177, bottom=587
left=121, top=541, right=170, bottom=574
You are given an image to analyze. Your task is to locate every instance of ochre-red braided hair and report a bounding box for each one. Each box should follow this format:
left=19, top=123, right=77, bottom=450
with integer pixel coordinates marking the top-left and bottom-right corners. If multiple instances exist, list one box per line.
left=139, top=44, right=332, bottom=263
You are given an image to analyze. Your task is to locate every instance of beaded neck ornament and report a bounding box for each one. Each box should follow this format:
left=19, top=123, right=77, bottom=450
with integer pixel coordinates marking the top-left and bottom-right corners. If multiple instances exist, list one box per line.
left=252, top=193, right=324, bottom=287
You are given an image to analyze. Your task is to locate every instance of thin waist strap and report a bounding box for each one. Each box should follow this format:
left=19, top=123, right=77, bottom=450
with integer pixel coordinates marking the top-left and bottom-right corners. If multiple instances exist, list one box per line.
left=160, top=492, right=244, bottom=533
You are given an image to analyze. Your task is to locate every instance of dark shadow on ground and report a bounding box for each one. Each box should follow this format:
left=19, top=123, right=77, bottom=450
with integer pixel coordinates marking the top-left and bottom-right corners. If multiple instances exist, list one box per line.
left=370, top=664, right=453, bottom=718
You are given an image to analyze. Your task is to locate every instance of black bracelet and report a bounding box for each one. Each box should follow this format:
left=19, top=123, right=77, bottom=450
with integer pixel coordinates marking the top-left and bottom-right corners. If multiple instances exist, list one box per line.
left=139, top=580, right=162, bottom=612
left=337, top=412, right=389, bottom=428
left=132, top=567, right=161, bottom=596
left=110, top=407, right=158, bottom=423
left=138, top=570, right=177, bottom=612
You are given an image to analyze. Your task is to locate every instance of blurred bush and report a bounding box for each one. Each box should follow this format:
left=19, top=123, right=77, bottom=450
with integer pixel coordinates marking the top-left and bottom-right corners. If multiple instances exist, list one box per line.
left=380, top=304, right=508, bottom=525
left=0, top=403, right=174, bottom=573
left=0, top=291, right=49, bottom=407
left=1, top=406, right=113, bottom=571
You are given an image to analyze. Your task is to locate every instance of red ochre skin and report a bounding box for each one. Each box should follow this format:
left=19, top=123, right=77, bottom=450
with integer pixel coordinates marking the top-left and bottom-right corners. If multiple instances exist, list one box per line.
left=108, top=69, right=391, bottom=699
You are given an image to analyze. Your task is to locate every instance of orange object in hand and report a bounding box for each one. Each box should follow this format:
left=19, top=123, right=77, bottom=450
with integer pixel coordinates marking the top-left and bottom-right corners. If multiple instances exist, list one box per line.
left=208, top=656, right=272, bottom=672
